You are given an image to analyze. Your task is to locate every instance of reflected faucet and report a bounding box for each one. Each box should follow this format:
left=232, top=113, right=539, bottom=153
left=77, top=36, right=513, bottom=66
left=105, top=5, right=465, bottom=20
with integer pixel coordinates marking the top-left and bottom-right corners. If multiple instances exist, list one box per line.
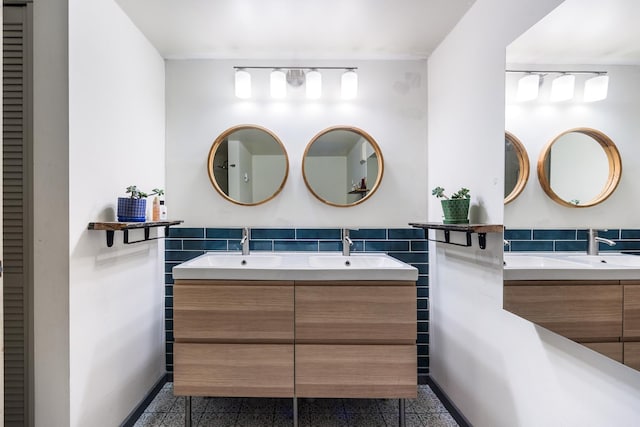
left=240, top=227, right=250, bottom=255
left=342, top=228, right=354, bottom=256
left=587, top=229, right=616, bottom=255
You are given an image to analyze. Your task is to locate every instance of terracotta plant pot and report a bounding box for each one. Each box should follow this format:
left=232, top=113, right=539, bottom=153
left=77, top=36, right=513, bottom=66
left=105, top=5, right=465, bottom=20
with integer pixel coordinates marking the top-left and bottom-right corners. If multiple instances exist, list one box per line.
left=440, top=198, right=470, bottom=224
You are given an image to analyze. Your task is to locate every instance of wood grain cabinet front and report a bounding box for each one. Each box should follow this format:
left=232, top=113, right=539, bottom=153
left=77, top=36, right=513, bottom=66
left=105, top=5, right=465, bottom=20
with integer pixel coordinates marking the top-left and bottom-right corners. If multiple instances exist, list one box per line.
left=624, top=342, right=640, bottom=370
left=174, top=280, right=294, bottom=343
left=174, top=343, right=294, bottom=397
left=503, top=281, right=622, bottom=341
left=623, top=283, right=640, bottom=340
left=295, top=282, right=417, bottom=344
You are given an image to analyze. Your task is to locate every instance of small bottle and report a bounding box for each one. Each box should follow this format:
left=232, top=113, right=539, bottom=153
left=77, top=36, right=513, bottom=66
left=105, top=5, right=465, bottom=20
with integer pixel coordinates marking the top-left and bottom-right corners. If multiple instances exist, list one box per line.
left=159, top=200, right=167, bottom=220
left=152, top=196, right=160, bottom=221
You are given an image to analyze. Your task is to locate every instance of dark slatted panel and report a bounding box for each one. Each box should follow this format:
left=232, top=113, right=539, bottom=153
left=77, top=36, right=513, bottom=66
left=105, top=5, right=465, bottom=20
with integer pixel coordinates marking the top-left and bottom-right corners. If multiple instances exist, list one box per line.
left=3, top=6, right=28, bottom=426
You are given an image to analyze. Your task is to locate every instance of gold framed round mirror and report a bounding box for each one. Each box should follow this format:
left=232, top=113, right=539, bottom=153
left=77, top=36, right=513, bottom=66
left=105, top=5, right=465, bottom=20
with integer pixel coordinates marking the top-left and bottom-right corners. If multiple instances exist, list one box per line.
left=302, top=126, right=384, bottom=207
left=537, top=127, right=622, bottom=208
left=504, top=131, right=530, bottom=205
left=207, top=125, right=289, bottom=206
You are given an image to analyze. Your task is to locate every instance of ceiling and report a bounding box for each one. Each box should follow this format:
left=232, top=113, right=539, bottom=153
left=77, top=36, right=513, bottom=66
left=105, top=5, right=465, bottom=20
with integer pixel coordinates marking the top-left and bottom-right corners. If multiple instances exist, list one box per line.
left=115, top=0, right=475, bottom=60
left=507, top=0, right=640, bottom=65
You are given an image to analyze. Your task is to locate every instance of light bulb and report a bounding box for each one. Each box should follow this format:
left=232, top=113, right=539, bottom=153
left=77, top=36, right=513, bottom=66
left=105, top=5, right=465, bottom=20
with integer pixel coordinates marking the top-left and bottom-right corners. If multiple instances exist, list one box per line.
left=234, top=69, right=251, bottom=99
left=584, top=75, right=609, bottom=102
left=341, top=70, right=358, bottom=100
left=550, top=74, right=575, bottom=102
left=516, top=74, right=539, bottom=102
left=270, top=69, right=286, bottom=99
left=306, top=70, right=322, bottom=99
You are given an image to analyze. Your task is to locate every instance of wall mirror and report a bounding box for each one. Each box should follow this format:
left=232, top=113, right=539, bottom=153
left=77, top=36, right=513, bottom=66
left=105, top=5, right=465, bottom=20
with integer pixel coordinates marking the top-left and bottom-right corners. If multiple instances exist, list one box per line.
left=207, top=125, right=289, bottom=206
left=537, top=128, right=622, bottom=208
left=504, top=131, right=530, bottom=204
left=302, top=126, right=384, bottom=207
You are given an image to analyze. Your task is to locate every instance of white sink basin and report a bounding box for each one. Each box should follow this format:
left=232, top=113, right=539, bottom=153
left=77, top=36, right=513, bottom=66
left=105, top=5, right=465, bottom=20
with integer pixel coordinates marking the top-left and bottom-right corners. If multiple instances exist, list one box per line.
left=504, top=252, right=640, bottom=280
left=503, top=255, right=589, bottom=269
left=566, top=254, right=640, bottom=267
left=185, top=253, right=283, bottom=268
left=307, top=254, right=407, bottom=269
left=173, top=252, right=419, bottom=281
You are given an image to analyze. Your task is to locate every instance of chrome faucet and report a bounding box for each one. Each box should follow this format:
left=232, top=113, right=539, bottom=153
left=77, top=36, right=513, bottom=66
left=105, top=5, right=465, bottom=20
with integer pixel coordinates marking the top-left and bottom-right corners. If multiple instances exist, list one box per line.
left=587, top=228, right=616, bottom=255
left=240, top=227, right=250, bottom=255
left=342, top=228, right=354, bottom=256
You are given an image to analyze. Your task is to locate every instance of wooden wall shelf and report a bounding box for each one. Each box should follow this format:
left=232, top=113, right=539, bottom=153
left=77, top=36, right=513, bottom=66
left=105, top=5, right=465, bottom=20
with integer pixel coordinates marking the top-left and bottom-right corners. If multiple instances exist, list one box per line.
left=88, top=220, right=184, bottom=247
left=409, top=222, right=504, bottom=250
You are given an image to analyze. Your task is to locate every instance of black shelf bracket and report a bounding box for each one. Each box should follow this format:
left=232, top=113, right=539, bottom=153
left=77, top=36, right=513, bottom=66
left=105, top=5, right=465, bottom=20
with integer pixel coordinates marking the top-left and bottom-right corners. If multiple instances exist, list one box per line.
left=427, top=230, right=474, bottom=248
left=106, top=230, right=115, bottom=247
left=122, top=227, right=165, bottom=245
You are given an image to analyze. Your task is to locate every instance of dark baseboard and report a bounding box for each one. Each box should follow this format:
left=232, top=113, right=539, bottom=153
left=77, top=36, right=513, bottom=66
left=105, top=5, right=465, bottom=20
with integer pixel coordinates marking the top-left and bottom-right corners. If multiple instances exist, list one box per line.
left=418, top=373, right=428, bottom=384
left=426, top=376, right=472, bottom=427
left=120, top=373, right=169, bottom=427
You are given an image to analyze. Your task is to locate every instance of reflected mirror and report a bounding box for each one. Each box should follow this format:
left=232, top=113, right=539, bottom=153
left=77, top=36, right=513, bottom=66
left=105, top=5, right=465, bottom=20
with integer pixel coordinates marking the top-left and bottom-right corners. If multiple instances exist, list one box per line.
left=302, top=126, right=384, bottom=207
left=504, top=132, right=530, bottom=204
left=207, top=125, right=289, bottom=206
left=537, top=128, right=621, bottom=208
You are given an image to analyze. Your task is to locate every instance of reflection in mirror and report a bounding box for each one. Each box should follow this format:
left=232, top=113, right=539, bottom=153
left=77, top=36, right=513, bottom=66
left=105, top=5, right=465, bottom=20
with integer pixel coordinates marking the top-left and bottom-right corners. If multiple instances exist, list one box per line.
left=302, top=126, right=384, bottom=207
left=537, top=128, right=621, bottom=208
left=504, top=132, right=530, bottom=204
left=207, top=125, right=289, bottom=206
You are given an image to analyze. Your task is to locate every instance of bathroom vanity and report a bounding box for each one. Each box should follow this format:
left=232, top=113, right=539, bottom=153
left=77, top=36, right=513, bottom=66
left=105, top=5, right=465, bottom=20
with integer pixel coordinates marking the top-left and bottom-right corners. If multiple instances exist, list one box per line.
left=503, top=253, right=640, bottom=370
left=172, top=252, right=418, bottom=426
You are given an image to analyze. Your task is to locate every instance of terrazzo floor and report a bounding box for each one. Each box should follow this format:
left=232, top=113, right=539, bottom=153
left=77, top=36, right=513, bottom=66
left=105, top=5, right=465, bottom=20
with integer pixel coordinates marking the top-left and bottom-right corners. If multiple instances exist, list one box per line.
left=134, top=383, right=459, bottom=427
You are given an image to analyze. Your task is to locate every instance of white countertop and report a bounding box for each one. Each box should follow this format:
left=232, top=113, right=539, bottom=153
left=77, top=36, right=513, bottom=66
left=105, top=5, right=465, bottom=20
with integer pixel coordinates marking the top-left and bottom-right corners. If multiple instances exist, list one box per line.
left=503, top=252, right=640, bottom=281
left=172, top=252, right=419, bottom=281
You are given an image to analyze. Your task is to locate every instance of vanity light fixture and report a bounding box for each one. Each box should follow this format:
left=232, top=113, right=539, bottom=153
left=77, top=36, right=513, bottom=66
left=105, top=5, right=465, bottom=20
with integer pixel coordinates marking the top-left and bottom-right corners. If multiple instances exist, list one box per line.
left=507, top=69, right=609, bottom=104
left=234, top=69, right=251, bottom=99
left=233, top=66, right=358, bottom=100
left=583, top=74, right=609, bottom=102
left=270, top=69, right=287, bottom=99
left=516, top=73, right=540, bottom=102
left=341, top=69, right=358, bottom=100
left=550, top=74, right=575, bottom=102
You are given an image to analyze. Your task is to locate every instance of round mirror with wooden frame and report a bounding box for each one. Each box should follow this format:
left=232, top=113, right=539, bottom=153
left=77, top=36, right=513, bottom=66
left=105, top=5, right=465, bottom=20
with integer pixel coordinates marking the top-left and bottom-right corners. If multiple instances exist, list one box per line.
left=302, top=126, right=384, bottom=207
left=504, top=131, right=530, bottom=205
left=537, top=127, right=622, bottom=208
left=207, top=125, right=289, bottom=206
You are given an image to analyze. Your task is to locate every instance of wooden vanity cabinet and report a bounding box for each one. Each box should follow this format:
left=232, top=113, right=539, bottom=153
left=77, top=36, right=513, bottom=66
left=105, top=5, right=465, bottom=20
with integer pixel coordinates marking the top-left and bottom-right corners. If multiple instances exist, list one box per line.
left=504, top=280, right=640, bottom=371
left=173, top=279, right=417, bottom=399
left=503, top=280, right=622, bottom=341
left=173, top=280, right=295, bottom=397
left=295, top=281, right=417, bottom=398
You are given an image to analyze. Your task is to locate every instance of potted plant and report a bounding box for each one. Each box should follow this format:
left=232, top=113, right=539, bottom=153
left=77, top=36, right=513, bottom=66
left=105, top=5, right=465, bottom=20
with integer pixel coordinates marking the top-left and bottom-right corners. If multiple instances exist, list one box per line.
left=432, top=187, right=471, bottom=224
left=117, top=185, right=164, bottom=222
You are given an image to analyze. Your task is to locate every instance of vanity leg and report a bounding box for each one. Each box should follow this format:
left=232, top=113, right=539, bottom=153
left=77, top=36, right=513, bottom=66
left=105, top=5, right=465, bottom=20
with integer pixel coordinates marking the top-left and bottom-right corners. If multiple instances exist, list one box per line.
left=398, top=398, right=406, bottom=427
left=293, top=397, right=298, bottom=427
left=185, top=396, right=191, bottom=427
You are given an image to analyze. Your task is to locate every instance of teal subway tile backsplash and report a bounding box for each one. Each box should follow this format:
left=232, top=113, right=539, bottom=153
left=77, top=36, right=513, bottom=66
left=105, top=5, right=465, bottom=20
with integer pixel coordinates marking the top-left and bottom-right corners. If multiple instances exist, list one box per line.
left=533, top=229, right=576, bottom=240
left=251, top=228, right=295, bottom=240
left=165, top=226, right=429, bottom=376
left=296, top=228, right=341, bottom=239
left=505, top=228, right=640, bottom=253
left=206, top=228, right=243, bottom=239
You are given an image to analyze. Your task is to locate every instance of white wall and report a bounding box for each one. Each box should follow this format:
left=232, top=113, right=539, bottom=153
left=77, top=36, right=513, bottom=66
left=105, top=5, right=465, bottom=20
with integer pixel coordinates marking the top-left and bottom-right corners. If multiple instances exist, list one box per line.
left=166, top=59, right=427, bottom=227
left=33, top=0, right=70, bottom=425
left=505, top=65, right=640, bottom=227
left=69, top=1, right=166, bottom=426
left=431, top=0, right=640, bottom=426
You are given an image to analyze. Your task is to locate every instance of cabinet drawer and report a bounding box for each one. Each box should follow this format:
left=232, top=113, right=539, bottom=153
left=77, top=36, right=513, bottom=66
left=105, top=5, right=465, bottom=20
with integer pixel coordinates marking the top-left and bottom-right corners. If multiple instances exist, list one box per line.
left=174, top=343, right=294, bottom=397
left=174, top=281, right=294, bottom=342
left=295, top=284, right=416, bottom=344
left=623, top=285, right=640, bottom=339
left=504, top=285, right=622, bottom=340
left=295, top=344, right=416, bottom=398
left=624, top=342, right=640, bottom=371
left=582, top=342, right=623, bottom=363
